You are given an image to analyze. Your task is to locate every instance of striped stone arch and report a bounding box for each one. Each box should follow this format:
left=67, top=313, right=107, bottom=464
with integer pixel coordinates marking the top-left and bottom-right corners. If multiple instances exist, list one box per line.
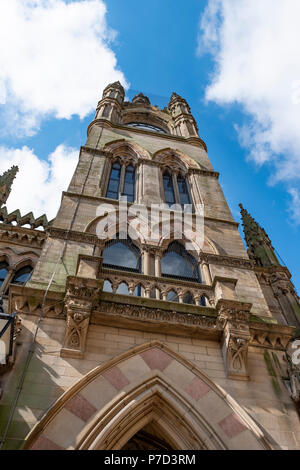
left=23, top=341, right=278, bottom=450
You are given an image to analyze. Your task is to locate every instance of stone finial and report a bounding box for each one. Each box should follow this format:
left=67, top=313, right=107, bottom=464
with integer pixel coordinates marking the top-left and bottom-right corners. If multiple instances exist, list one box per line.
left=168, top=92, right=187, bottom=108
left=0, top=165, right=19, bottom=207
left=239, top=203, right=280, bottom=267
left=132, top=93, right=150, bottom=105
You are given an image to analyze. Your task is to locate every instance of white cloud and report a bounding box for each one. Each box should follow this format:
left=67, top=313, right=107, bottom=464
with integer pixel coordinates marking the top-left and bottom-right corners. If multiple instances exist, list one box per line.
left=0, top=0, right=127, bottom=136
left=198, top=0, right=300, bottom=220
left=0, top=144, right=78, bottom=220
left=288, top=188, right=300, bottom=225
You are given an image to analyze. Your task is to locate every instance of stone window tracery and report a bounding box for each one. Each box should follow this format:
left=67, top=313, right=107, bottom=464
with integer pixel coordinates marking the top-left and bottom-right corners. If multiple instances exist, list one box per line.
left=161, top=241, right=201, bottom=282
left=162, top=169, right=192, bottom=208
left=127, top=122, right=166, bottom=134
left=102, top=236, right=141, bottom=273
left=106, top=159, right=136, bottom=202
left=11, top=266, right=33, bottom=286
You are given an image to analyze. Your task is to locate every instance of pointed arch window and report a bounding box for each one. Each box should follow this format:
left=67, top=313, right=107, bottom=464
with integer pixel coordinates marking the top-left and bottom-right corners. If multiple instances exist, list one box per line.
left=106, top=161, right=121, bottom=200
left=162, top=171, right=176, bottom=207
left=177, top=174, right=191, bottom=206
left=162, top=170, right=192, bottom=209
left=161, top=241, right=201, bottom=282
left=11, top=266, right=33, bottom=286
left=0, top=262, right=9, bottom=288
left=123, top=165, right=135, bottom=202
left=106, top=160, right=136, bottom=202
left=102, top=235, right=141, bottom=273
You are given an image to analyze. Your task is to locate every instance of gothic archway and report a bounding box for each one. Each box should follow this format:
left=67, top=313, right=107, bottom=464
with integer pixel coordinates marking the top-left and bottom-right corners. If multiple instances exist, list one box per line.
left=23, top=341, right=278, bottom=450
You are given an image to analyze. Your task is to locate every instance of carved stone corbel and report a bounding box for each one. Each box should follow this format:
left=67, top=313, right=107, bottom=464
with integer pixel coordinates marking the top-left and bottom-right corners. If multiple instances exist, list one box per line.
left=217, top=299, right=252, bottom=381
left=60, top=276, right=103, bottom=359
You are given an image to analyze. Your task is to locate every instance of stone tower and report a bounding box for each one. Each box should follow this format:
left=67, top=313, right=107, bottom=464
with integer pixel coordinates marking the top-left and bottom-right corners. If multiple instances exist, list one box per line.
left=0, top=83, right=299, bottom=450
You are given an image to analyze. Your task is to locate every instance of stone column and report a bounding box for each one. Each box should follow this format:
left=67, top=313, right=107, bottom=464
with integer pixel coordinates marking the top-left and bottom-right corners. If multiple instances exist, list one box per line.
left=143, top=249, right=150, bottom=276
left=154, top=251, right=162, bottom=277
left=202, top=262, right=212, bottom=285
left=154, top=249, right=162, bottom=300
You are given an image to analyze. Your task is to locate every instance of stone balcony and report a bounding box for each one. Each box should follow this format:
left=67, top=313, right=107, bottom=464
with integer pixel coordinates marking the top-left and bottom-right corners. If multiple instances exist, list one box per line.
left=100, top=265, right=215, bottom=306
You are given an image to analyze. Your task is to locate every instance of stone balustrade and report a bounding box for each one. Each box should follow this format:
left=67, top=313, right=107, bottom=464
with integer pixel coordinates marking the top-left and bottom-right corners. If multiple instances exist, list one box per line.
left=100, top=266, right=215, bottom=307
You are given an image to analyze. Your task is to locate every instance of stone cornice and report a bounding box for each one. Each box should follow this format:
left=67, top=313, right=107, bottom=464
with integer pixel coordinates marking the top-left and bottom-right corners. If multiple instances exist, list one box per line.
left=188, top=168, right=220, bottom=179
left=48, top=226, right=98, bottom=245
left=254, top=265, right=292, bottom=279
left=9, top=281, right=295, bottom=351
left=0, top=224, right=46, bottom=248
left=249, top=321, right=295, bottom=350
left=200, top=252, right=254, bottom=269
left=92, top=294, right=220, bottom=339
left=87, top=118, right=207, bottom=151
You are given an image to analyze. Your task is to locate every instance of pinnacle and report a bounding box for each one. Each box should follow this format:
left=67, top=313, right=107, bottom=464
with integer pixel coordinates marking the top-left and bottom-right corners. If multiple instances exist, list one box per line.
left=0, top=165, right=19, bottom=207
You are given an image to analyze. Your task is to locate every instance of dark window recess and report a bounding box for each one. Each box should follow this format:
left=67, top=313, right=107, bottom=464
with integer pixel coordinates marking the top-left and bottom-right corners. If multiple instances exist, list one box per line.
left=127, top=122, right=166, bottom=134
left=161, top=241, right=201, bottom=282
left=11, top=266, right=33, bottom=286
left=102, top=236, right=141, bottom=273
left=123, top=165, right=135, bottom=202
left=163, top=171, right=176, bottom=207
left=183, top=292, right=195, bottom=305
left=106, top=161, right=121, bottom=200
left=177, top=174, right=191, bottom=206
left=0, top=262, right=9, bottom=287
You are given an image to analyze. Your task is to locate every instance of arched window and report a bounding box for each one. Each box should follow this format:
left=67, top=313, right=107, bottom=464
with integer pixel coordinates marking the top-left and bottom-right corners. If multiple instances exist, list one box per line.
left=133, top=284, right=142, bottom=297
left=102, top=236, right=141, bottom=273
left=103, top=280, right=113, bottom=293
left=162, top=170, right=192, bottom=209
left=166, top=290, right=179, bottom=302
left=177, top=174, right=191, bottom=206
left=162, top=171, right=175, bottom=207
left=11, top=266, right=33, bottom=286
left=106, top=161, right=121, bottom=200
left=183, top=292, right=195, bottom=305
left=161, top=242, right=201, bottom=282
left=123, top=165, right=135, bottom=202
left=116, top=282, right=130, bottom=295
left=106, top=160, right=136, bottom=202
left=127, top=122, right=166, bottom=134
left=0, top=262, right=9, bottom=287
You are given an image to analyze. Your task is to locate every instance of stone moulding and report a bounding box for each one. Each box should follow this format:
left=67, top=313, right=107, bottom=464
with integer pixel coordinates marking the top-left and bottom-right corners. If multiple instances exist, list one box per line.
left=9, top=284, right=65, bottom=317
left=93, top=296, right=220, bottom=339
left=48, top=227, right=98, bottom=245
left=200, top=252, right=255, bottom=270
left=249, top=322, right=295, bottom=350
left=0, top=225, right=46, bottom=248
left=86, top=119, right=208, bottom=151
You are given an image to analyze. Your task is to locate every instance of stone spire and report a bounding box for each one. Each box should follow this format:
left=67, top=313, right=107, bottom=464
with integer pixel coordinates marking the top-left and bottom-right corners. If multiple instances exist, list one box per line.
left=0, top=165, right=19, bottom=207
left=239, top=203, right=280, bottom=267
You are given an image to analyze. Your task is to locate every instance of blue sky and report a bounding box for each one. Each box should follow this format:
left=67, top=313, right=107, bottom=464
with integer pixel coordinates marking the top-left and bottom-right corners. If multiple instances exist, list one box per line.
left=0, top=0, right=299, bottom=290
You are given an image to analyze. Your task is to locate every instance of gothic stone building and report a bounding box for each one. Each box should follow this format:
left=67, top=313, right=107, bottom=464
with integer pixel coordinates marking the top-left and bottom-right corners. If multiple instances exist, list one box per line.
left=0, top=82, right=299, bottom=450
